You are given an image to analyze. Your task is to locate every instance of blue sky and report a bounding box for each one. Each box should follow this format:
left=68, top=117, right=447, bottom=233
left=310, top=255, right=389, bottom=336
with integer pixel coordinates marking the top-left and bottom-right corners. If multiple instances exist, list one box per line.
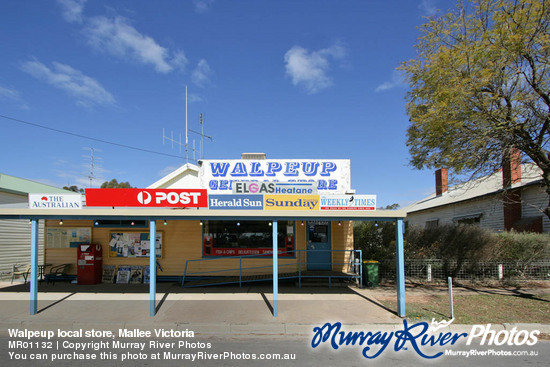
left=0, top=0, right=457, bottom=207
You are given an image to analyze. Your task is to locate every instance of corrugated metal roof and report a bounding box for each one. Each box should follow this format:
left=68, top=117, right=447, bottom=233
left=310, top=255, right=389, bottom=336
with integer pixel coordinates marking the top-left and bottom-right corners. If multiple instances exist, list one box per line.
left=405, top=164, right=543, bottom=214
left=0, top=173, right=73, bottom=196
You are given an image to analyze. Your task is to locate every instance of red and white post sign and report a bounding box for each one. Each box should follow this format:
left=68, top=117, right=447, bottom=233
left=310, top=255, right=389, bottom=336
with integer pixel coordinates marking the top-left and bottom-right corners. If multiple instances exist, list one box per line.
left=85, top=189, right=208, bottom=208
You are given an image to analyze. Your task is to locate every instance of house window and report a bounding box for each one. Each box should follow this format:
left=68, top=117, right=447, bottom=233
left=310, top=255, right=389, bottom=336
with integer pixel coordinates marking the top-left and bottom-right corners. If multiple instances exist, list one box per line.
left=425, top=219, right=439, bottom=229
left=454, top=213, right=482, bottom=226
left=456, top=217, right=481, bottom=226
left=203, top=220, right=295, bottom=257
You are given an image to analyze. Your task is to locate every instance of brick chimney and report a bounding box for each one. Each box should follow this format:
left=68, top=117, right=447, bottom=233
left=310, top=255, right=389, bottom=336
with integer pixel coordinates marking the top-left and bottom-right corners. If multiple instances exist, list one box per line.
left=435, top=168, right=448, bottom=196
left=502, top=148, right=521, bottom=188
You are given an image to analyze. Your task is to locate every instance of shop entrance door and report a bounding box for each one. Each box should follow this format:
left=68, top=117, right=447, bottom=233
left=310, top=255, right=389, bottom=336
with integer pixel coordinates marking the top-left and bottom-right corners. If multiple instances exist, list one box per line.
left=306, top=221, right=331, bottom=271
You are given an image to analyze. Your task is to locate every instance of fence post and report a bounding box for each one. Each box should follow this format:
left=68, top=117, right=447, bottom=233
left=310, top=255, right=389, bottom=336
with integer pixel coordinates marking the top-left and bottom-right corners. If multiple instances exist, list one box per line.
left=498, top=263, right=503, bottom=280
left=427, top=263, right=432, bottom=282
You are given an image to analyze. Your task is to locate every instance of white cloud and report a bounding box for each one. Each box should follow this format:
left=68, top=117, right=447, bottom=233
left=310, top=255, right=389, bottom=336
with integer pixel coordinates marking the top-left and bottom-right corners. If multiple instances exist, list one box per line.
left=375, top=69, right=407, bottom=92
left=188, top=93, right=204, bottom=103
left=57, top=0, right=87, bottom=23
left=193, top=0, right=215, bottom=14
left=20, top=60, right=115, bottom=107
left=0, top=85, right=29, bottom=109
left=284, top=42, right=346, bottom=94
left=191, top=59, right=212, bottom=88
left=84, top=16, right=188, bottom=73
left=419, top=0, right=437, bottom=16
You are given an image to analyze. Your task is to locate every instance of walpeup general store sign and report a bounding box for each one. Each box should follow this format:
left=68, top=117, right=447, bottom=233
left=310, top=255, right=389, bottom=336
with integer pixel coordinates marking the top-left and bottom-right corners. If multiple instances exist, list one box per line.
left=69, top=159, right=377, bottom=210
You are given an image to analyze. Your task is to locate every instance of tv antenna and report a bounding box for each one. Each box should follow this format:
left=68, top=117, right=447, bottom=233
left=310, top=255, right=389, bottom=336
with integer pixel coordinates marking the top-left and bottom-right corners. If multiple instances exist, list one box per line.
left=189, top=113, right=213, bottom=160
left=83, top=147, right=102, bottom=187
left=162, top=86, right=213, bottom=162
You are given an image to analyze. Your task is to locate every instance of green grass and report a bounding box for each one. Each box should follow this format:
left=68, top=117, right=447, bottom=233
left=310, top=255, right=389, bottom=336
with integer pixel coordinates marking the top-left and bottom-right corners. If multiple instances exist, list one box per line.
left=379, top=293, right=550, bottom=324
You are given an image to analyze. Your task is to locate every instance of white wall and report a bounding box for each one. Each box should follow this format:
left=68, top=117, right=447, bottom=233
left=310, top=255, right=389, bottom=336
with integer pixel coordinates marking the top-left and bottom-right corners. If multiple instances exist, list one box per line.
left=406, top=194, right=505, bottom=231
left=0, top=192, right=45, bottom=276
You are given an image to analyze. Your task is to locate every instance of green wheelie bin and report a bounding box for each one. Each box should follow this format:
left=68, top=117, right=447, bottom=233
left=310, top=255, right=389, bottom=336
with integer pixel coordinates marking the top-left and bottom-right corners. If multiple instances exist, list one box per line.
left=363, top=260, right=379, bottom=287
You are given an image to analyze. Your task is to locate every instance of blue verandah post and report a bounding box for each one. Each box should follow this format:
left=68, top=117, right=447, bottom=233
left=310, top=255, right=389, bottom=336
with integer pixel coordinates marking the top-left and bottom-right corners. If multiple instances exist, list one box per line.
left=272, top=220, right=278, bottom=317
left=150, top=220, right=157, bottom=317
left=396, top=218, right=406, bottom=317
left=30, top=219, right=38, bottom=315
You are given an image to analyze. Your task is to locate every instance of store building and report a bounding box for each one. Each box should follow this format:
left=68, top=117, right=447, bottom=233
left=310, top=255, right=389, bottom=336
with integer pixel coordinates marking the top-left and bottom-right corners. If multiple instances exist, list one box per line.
left=0, top=154, right=407, bottom=317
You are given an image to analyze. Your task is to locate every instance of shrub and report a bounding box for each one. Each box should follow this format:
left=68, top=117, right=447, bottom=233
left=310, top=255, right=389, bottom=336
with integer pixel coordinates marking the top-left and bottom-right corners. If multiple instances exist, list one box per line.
left=404, top=224, right=496, bottom=277
left=490, top=231, right=550, bottom=262
left=353, top=221, right=396, bottom=260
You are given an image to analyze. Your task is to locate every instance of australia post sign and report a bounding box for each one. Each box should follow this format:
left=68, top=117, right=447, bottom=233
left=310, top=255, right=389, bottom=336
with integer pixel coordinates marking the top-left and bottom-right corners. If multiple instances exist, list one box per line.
left=85, top=189, right=208, bottom=208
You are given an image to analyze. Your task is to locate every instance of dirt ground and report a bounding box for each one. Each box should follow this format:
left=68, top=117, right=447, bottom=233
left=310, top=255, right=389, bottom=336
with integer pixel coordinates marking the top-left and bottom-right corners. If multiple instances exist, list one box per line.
left=373, top=279, right=550, bottom=303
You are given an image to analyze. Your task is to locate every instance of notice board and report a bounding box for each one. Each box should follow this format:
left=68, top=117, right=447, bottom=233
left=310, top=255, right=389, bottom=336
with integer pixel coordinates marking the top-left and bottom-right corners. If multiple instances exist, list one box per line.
left=108, top=232, right=162, bottom=258
left=46, top=227, right=92, bottom=248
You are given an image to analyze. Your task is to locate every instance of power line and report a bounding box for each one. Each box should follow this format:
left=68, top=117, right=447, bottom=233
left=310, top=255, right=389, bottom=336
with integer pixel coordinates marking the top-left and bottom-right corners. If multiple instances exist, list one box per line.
left=0, top=113, right=184, bottom=159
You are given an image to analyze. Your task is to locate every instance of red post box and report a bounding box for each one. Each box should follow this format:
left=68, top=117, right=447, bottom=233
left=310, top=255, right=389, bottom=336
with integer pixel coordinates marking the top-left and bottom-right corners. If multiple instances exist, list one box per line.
left=77, top=244, right=103, bottom=285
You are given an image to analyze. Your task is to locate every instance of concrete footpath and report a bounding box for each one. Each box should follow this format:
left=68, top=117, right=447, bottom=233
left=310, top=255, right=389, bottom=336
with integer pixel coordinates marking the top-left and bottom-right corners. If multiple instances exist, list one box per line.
left=0, top=281, right=549, bottom=337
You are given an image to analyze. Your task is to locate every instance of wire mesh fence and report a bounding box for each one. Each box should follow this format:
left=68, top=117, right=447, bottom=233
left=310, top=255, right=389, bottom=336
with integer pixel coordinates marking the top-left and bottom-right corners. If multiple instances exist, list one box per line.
left=378, top=259, right=550, bottom=282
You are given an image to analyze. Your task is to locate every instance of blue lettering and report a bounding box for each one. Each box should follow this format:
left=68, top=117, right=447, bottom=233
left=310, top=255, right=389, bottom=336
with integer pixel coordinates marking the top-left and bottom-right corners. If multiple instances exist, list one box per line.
left=310, top=320, right=466, bottom=360
left=318, top=180, right=327, bottom=190
left=361, top=331, right=393, bottom=359
left=230, top=162, right=248, bottom=177
left=266, top=162, right=282, bottom=176
left=320, top=162, right=337, bottom=176
left=210, top=162, right=230, bottom=177
left=249, top=162, right=265, bottom=177
left=393, top=321, right=442, bottom=359
left=302, top=162, right=319, bottom=176
left=284, top=162, right=300, bottom=176
left=219, top=180, right=230, bottom=190
left=209, top=180, right=218, bottom=190
left=328, top=180, right=337, bottom=190
left=311, top=322, right=342, bottom=349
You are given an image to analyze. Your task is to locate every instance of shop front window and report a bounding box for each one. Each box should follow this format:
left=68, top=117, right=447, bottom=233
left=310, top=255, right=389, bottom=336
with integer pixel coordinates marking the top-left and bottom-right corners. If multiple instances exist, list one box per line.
left=203, top=220, right=295, bottom=257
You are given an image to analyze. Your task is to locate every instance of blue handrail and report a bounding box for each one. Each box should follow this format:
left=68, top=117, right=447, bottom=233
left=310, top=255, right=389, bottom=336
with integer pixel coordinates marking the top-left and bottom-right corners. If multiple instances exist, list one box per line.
left=181, top=249, right=363, bottom=288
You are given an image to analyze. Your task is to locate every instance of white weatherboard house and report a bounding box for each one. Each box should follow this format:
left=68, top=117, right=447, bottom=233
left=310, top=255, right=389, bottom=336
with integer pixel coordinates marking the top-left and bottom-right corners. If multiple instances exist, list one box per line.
left=405, top=155, right=549, bottom=233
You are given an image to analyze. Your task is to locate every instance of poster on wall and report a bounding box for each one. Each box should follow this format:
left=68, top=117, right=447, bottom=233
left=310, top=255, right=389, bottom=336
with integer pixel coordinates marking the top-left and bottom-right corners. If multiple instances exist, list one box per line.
left=109, top=232, right=162, bottom=258
left=116, top=265, right=130, bottom=284
left=101, top=265, right=115, bottom=283
left=46, top=227, right=91, bottom=248
left=129, top=266, right=143, bottom=284
left=143, top=266, right=150, bottom=284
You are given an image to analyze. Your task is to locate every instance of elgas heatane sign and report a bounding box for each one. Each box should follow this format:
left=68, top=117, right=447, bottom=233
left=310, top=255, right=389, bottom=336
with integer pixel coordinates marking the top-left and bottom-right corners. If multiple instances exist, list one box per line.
left=233, top=182, right=317, bottom=195
left=85, top=189, right=208, bottom=208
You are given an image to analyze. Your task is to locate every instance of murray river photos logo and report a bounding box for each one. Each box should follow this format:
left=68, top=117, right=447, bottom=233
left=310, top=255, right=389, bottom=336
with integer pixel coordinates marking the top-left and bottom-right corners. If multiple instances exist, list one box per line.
left=311, top=319, right=540, bottom=359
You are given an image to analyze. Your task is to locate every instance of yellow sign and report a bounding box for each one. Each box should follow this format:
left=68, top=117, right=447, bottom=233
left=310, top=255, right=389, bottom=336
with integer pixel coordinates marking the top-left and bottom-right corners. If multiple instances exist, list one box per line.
left=264, top=195, right=319, bottom=210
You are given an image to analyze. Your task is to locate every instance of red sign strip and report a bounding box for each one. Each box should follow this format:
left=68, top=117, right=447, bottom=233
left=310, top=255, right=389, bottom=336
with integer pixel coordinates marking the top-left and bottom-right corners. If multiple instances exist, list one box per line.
left=85, top=189, right=208, bottom=208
